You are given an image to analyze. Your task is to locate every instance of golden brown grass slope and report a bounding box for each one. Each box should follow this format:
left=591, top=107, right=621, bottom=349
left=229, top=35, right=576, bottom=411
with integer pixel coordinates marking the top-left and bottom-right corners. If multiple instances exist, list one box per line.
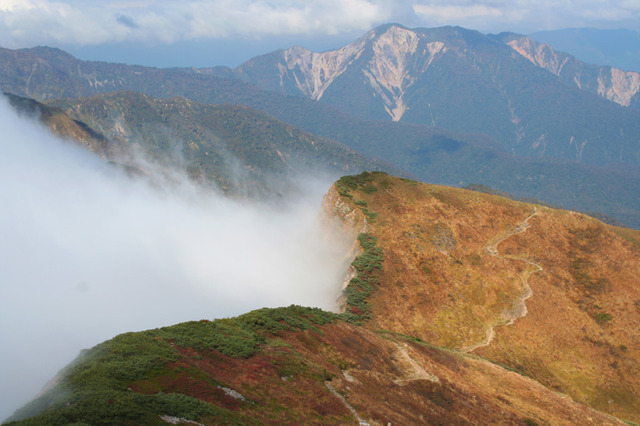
left=325, top=172, right=640, bottom=423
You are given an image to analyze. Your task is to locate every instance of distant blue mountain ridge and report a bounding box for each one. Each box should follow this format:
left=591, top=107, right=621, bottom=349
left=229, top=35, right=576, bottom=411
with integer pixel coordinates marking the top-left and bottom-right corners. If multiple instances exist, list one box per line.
left=529, top=28, right=640, bottom=72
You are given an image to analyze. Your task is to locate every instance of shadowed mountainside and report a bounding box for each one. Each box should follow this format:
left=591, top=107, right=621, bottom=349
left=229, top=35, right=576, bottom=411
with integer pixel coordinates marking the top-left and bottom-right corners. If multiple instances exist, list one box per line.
left=4, top=92, right=395, bottom=197
left=3, top=92, right=109, bottom=156
left=46, top=91, right=396, bottom=195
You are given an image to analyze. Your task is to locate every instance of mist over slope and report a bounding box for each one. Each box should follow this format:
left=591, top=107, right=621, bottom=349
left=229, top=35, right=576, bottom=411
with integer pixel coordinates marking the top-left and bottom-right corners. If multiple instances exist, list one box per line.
left=5, top=172, right=637, bottom=425
left=46, top=90, right=398, bottom=196
left=0, top=96, right=349, bottom=420
left=3, top=44, right=640, bottom=228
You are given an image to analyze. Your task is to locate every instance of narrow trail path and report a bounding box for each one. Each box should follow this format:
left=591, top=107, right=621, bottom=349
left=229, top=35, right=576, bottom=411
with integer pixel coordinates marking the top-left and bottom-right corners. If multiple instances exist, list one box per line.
left=325, top=382, right=370, bottom=426
left=464, top=208, right=542, bottom=353
left=393, top=342, right=440, bottom=385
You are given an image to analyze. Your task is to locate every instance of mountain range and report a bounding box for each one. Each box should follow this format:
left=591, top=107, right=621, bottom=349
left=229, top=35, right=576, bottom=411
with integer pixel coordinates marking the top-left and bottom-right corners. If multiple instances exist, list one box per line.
left=234, top=24, right=640, bottom=166
left=3, top=27, right=640, bottom=228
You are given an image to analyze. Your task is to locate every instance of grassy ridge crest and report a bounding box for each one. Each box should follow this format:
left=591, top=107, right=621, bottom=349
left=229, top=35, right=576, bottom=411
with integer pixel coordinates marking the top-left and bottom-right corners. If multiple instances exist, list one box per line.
left=6, top=306, right=339, bottom=425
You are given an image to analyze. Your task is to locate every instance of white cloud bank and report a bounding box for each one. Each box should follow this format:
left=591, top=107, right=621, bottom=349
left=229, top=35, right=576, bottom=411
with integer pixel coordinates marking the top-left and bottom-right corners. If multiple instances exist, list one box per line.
left=0, top=0, right=389, bottom=47
left=0, top=96, right=351, bottom=421
left=1, top=0, right=640, bottom=49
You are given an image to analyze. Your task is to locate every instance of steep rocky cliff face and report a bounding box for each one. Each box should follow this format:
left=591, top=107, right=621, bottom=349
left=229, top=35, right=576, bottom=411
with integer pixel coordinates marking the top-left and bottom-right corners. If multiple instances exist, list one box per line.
left=506, top=35, right=640, bottom=107
left=239, top=26, right=447, bottom=122
left=331, top=172, right=640, bottom=423
left=360, top=27, right=446, bottom=121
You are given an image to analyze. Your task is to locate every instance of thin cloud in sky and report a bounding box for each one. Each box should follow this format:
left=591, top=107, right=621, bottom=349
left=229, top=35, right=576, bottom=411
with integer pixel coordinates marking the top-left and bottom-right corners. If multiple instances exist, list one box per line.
left=413, top=0, right=640, bottom=33
left=413, top=4, right=504, bottom=20
left=1, top=0, right=640, bottom=48
left=0, top=0, right=391, bottom=47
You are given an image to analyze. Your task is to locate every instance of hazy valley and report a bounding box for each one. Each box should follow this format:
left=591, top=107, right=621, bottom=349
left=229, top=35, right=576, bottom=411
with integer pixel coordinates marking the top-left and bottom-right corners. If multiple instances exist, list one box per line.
left=3, top=25, right=640, bottom=229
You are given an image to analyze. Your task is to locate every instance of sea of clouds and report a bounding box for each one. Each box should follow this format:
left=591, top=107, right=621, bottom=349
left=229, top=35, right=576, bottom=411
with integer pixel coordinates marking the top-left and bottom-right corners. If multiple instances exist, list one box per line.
left=0, top=96, right=350, bottom=421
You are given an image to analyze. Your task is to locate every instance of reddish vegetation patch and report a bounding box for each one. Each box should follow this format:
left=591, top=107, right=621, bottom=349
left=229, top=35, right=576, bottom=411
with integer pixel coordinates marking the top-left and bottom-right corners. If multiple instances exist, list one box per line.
left=123, top=313, right=621, bottom=424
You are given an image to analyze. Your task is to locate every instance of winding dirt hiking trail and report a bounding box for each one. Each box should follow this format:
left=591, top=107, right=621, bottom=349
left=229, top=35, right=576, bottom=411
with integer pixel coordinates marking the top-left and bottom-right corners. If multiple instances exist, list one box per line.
left=325, top=382, right=370, bottom=425
left=464, top=208, right=543, bottom=353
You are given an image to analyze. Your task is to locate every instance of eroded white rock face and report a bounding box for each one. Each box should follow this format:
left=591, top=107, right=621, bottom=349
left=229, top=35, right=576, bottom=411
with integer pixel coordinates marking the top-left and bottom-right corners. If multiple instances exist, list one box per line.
left=279, top=35, right=370, bottom=101
left=508, top=37, right=640, bottom=107
left=508, top=38, right=569, bottom=75
left=597, top=67, right=640, bottom=107
left=277, top=26, right=446, bottom=121
left=363, top=26, right=445, bottom=121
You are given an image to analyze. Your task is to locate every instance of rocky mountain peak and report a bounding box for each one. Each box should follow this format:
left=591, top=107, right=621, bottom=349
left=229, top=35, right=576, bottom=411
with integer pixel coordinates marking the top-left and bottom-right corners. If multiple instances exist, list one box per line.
left=274, top=23, right=451, bottom=121
left=364, top=25, right=446, bottom=121
left=273, top=23, right=450, bottom=120
left=278, top=36, right=367, bottom=100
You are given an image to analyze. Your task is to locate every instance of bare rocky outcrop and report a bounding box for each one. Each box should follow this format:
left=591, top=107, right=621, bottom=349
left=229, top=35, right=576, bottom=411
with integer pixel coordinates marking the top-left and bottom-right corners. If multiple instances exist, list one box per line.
left=279, top=38, right=369, bottom=101
left=276, top=26, right=446, bottom=121
left=597, top=67, right=640, bottom=106
left=508, top=36, right=640, bottom=106
left=362, top=26, right=445, bottom=121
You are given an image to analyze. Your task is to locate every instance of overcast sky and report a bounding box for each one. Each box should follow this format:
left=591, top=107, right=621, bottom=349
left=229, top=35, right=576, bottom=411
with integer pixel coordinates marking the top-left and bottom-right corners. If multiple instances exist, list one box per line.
left=1, top=0, right=640, bottom=66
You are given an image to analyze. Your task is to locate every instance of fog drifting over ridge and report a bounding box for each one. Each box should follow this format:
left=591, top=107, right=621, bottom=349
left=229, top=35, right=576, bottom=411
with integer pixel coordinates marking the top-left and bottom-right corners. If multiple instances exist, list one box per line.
left=0, top=97, right=350, bottom=421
